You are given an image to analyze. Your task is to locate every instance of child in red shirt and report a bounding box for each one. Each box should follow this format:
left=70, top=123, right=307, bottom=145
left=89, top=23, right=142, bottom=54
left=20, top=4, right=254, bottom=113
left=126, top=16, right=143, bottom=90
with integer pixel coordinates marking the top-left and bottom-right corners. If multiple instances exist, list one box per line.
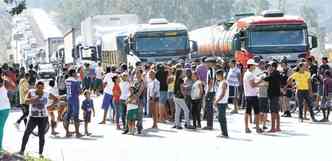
left=112, top=75, right=122, bottom=129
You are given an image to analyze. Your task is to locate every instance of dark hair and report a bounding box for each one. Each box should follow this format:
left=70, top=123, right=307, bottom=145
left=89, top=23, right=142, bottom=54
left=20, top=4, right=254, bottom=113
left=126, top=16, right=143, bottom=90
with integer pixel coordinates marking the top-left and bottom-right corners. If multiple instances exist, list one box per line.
left=0, top=77, right=3, bottom=87
left=49, top=79, right=55, bottom=87
left=111, top=65, right=117, bottom=72
left=36, top=81, right=44, bottom=86
left=106, top=66, right=111, bottom=73
left=112, top=75, right=119, bottom=83
left=69, top=69, right=76, bottom=77
left=216, top=69, right=224, bottom=76
left=98, top=62, right=102, bottom=66
left=271, top=62, right=278, bottom=68
left=325, top=70, right=331, bottom=77
left=29, top=64, right=33, bottom=69
left=24, top=73, right=30, bottom=78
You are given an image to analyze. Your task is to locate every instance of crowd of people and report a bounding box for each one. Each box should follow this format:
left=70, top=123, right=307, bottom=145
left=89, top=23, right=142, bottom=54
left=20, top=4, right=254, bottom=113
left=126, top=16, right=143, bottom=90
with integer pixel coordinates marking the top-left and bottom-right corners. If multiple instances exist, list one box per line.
left=0, top=55, right=332, bottom=158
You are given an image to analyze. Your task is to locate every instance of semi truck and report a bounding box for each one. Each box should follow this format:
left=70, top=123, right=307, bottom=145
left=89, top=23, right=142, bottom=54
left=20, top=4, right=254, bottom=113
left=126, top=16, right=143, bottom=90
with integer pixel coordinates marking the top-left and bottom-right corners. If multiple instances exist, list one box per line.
left=125, top=18, right=191, bottom=63
left=189, top=10, right=318, bottom=65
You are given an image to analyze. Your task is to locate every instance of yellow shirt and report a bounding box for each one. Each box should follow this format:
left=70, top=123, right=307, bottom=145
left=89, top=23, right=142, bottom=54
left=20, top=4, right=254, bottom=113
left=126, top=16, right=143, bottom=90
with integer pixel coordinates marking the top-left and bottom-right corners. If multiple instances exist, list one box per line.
left=290, top=71, right=310, bottom=90
left=19, top=78, right=29, bottom=104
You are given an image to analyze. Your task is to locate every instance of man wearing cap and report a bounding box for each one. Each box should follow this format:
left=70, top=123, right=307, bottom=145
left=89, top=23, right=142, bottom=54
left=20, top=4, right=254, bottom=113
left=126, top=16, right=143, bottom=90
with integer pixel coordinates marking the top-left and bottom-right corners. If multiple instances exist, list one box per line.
left=203, top=57, right=217, bottom=130
left=243, top=59, right=264, bottom=133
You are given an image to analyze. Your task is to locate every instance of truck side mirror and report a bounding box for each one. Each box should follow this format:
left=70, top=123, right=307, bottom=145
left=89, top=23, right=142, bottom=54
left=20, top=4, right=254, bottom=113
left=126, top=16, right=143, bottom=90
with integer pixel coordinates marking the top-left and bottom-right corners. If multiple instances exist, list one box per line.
left=190, top=40, right=198, bottom=53
left=123, top=39, right=130, bottom=54
left=234, top=34, right=241, bottom=51
left=309, top=35, right=318, bottom=50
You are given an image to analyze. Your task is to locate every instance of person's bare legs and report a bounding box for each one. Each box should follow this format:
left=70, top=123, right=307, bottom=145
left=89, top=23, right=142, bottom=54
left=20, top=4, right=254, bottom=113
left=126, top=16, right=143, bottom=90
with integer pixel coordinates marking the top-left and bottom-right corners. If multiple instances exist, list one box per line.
left=255, top=114, right=261, bottom=133
left=269, top=113, right=276, bottom=132
left=245, top=113, right=250, bottom=132
left=159, top=103, right=165, bottom=122
left=276, top=112, right=281, bottom=131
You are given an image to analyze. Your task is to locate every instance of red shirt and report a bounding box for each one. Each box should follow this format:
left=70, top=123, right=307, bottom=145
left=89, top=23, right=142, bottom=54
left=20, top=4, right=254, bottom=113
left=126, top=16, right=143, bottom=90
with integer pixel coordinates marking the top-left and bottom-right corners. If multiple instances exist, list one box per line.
left=112, top=84, right=121, bottom=103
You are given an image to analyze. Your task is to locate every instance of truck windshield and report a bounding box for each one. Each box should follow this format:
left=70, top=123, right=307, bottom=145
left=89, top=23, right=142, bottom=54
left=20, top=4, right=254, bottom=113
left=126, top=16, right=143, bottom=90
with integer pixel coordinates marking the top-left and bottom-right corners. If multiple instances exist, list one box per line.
left=135, top=32, right=188, bottom=52
left=249, top=30, right=306, bottom=47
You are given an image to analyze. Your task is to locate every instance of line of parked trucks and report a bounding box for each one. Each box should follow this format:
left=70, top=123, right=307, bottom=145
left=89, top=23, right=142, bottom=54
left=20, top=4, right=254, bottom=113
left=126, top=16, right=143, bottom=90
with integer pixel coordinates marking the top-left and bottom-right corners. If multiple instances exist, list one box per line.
left=51, top=10, right=318, bottom=69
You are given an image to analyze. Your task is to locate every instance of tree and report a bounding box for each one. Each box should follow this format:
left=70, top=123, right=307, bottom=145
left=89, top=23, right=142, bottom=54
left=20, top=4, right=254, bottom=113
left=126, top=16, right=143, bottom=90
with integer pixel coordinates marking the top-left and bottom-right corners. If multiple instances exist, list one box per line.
left=3, top=0, right=26, bottom=15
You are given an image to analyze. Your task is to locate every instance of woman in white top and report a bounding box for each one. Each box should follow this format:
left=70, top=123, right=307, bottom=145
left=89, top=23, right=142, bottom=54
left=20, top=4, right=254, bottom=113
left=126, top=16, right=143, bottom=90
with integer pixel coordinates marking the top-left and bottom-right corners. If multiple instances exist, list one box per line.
left=191, top=71, right=203, bottom=129
left=214, top=70, right=229, bottom=138
left=0, top=76, right=12, bottom=151
left=147, top=70, right=160, bottom=129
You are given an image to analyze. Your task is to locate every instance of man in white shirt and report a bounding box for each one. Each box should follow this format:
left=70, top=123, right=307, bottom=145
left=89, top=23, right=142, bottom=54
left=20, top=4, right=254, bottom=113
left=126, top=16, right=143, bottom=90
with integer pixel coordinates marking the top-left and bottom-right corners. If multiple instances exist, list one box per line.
left=99, top=66, right=115, bottom=124
left=120, top=73, right=130, bottom=129
left=243, top=59, right=263, bottom=134
left=227, top=60, right=241, bottom=114
left=94, top=62, right=104, bottom=96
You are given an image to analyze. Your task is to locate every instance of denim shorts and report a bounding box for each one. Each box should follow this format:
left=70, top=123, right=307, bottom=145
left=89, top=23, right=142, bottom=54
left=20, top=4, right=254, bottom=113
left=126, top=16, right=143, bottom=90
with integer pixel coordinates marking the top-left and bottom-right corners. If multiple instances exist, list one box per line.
left=159, top=91, right=168, bottom=105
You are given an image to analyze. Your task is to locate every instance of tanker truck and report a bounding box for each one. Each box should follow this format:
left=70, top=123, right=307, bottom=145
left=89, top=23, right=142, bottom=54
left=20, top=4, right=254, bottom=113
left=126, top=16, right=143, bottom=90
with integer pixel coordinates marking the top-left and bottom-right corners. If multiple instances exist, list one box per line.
left=189, top=10, right=318, bottom=65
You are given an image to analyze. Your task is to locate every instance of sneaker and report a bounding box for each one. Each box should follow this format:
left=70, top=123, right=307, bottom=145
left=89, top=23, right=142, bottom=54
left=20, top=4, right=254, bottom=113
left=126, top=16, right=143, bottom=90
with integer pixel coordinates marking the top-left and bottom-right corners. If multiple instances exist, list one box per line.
left=185, top=124, right=195, bottom=129
left=230, top=110, right=238, bottom=114
left=51, top=131, right=59, bottom=136
left=76, top=133, right=84, bottom=138
left=245, top=128, right=251, bottom=133
left=202, top=126, right=213, bottom=130
left=172, top=125, right=177, bottom=129
left=263, top=126, right=268, bottom=130
left=256, top=128, right=264, bottom=133
left=176, top=126, right=183, bottom=130
left=122, top=129, right=129, bottom=134
left=85, top=132, right=92, bottom=136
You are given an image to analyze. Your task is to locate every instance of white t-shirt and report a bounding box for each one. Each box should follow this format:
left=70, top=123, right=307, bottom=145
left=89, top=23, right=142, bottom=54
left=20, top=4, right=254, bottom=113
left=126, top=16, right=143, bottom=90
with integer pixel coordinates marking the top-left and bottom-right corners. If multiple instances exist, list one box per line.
left=227, top=67, right=241, bottom=87
left=96, top=66, right=103, bottom=79
left=216, top=80, right=229, bottom=104
left=191, top=80, right=202, bottom=100
left=29, top=89, right=49, bottom=117
left=103, top=73, right=115, bottom=95
left=243, top=70, right=258, bottom=97
left=120, top=81, right=130, bottom=100
left=0, top=87, right=10, bottom=110
left=46, top=87, right=58, bottom=106
left=147, top=79, right=160, bottom=98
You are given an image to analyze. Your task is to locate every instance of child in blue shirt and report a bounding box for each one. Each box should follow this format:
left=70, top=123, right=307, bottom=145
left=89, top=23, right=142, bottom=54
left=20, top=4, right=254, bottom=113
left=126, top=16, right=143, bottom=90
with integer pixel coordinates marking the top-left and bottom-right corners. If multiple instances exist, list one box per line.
left=81, top=90, right=95, bottom=136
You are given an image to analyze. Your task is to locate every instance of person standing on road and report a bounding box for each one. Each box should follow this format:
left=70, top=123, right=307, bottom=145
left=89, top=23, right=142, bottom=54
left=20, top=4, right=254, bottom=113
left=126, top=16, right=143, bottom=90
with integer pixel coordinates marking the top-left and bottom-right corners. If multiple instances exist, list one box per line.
left=81, top=90, right=95, bottom=136
left=288, top=63, right=318, bottom=122
left=94, top=62, right=104, bottom=96
left=214, top=70, right=229, bottom=138
left=28, top=64, right=37, bottom=88
left=263, top=62, right=282, bottom=132
left=256, top=61, right=269, bottom=130
left=191, top=71, right=203, bottom=129
left=203, top=57, right=217, bottom=130
left=120, top=73, right=130, bottom=130
left=15, top=73, right=30, bottom=129
left=99, top=66, right=114, bottom=124
left=173, top=69, right=192, bottom=129
left=227, top=60, right=241, bottom=114
left=243, top=59, right=263, bottom=133
left=19, top=81, right=58, bottom=157
left=147, top=70, right=160, bottom=129
left=64, top=69, right=83, bottom=138
left=156, top=64, right=168, bottom=123
left=112, top=75, right=122, bottom=129
left=321, top=70, right=332, bottom=122
left=0, top=77, right=11, bottom=151
left=280, top=61, right=292, bottom=117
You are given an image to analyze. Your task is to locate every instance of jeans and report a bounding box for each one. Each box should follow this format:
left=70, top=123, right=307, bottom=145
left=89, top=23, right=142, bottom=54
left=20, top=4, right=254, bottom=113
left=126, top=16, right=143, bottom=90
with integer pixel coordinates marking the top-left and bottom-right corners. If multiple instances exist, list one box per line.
left=114, top=101, right=121, bottom=124
left=174, top=97, right=190, bottom=127
left=120, top=100, right=127, bottom=127
left=191, top=99, right=202, bottom=128
left=218, top=104, right=228, bottom=136
left=0, top=109, right=9, bottom=150
left=185, top=95, right=192, bottom=119
left=136, top=98, right=144, bottom=132
left=20, top=117, right=48, bottom=155
left=297, top=90, right=316, bottom=120
left=16, top=104, right=29, bottom=125
left=205, top=92, right=215, bottom=128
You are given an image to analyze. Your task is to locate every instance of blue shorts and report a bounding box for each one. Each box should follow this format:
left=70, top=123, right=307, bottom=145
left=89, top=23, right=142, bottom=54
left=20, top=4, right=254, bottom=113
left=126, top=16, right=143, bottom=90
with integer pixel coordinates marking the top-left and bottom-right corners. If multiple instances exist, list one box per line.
left=168, top=92, right=174, bottom=100
left=159, top=91, right=168, bottom=105
left=66, top=98, right=80, bottom=121
left=102, top=93, right=113, bottom=111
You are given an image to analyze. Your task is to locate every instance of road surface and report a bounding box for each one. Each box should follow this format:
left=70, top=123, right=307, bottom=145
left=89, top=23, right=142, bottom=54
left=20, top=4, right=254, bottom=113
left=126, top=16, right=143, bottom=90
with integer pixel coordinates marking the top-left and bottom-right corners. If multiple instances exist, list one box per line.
left=3, top=95, right=332, bottom=161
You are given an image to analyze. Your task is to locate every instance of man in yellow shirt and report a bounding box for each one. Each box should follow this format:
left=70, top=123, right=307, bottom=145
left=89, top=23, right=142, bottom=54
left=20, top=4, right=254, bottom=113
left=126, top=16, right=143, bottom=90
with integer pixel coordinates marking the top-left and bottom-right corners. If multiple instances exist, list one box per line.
left=288, top=63, right=317, bottom=122
left=15, top=73, right=30, bottom=129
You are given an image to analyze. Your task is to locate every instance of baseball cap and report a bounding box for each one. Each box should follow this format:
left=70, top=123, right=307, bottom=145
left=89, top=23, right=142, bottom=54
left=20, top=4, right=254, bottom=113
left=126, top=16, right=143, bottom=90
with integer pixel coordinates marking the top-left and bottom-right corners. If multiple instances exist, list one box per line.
left=247, top=59, right=258, bottom=65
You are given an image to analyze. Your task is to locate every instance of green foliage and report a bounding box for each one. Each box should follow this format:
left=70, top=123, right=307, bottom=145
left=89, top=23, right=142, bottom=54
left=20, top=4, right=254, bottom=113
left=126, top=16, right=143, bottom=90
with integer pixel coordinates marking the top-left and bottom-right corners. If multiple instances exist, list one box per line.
left=4, top=0, right=26, bottom=15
